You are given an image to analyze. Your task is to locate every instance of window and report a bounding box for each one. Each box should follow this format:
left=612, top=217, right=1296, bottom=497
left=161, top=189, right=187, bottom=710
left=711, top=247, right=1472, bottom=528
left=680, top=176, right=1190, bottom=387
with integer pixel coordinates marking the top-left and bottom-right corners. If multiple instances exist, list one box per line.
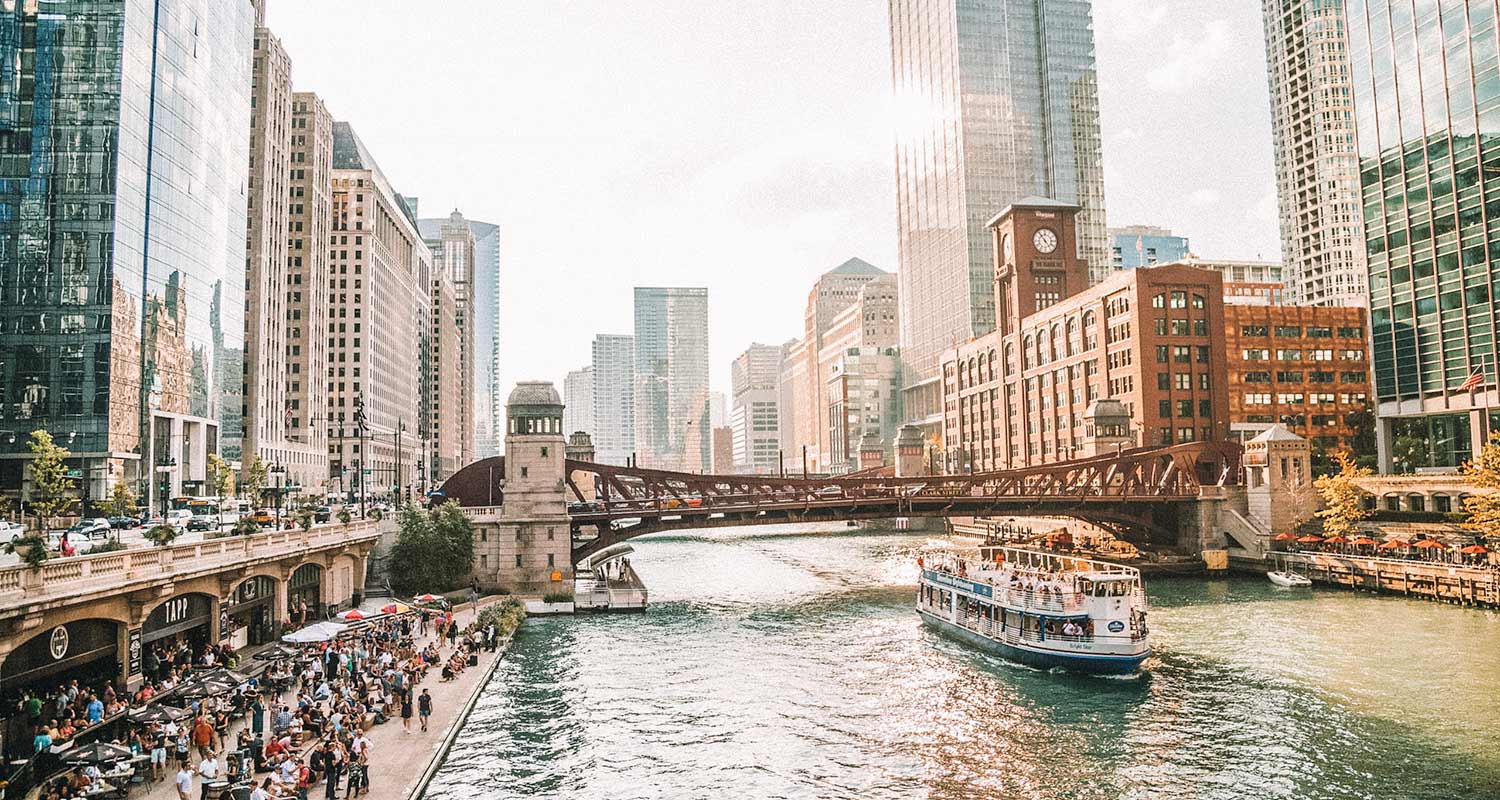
left=1199, top=399, right=1212, bottom=417
left=1177, top=427, right=1196, bottom=442
left=540, top=447, right=548, bottom=457
left=1193, top=319, right=1208, bottom=336
left=1192, top=294, right=1206, bottom=309
left=1156, top=345, right=1169, bottom=363
left=548, top=553, right=555, bottom=567
left=1242, top=325, right=1268, bottom=337
left=1175, top=373, right=1192, bottom=390
left=1340, top=371, right=1368, bottom=383
left=520, top=467, right=528, bottom=477
left=1244, top=393, right=1271, bottom=405
left=1155, top=318, right=1169, bottom=335
left=1243, top=348, right=1269, bottom=360
left=1171, top=319, right=1189, bottom=335
left=1170, top=291, right=1187, bottom=308
left=1173, top=346, right=1191, bottom=363
left=1277, top=393, right=1305, bottom=405
left=1197, top=346, right=1210, bottom=363
left=1275, top=326, right=1302, bottom=338
left=1160, top=400, right=1172, bottom=417
left=1158, top=373, right=1171, bottom=390
left=1307, top=326, right=1332, bottom=338
left=515, top=554, right=523, bottom=567
left=1152, top=293, right=1166, bottom=309
left=1340, top=349, right=1365, bottom=361
left=1337, top=326, right=1363, bottom=338
left=1309, top=371, right=1335, bottom=384
left=1199, top=373, right=1211, bottom=390
left=1244, top=371, right=1271, bottom=383
left=1277, top=349, right=1302, bottom=360
left=1309, top=349, right=1333, bottom=361
left=1178, top=399, right=1194, bottom=417
left=1276, top=371, right=1303, bottom=383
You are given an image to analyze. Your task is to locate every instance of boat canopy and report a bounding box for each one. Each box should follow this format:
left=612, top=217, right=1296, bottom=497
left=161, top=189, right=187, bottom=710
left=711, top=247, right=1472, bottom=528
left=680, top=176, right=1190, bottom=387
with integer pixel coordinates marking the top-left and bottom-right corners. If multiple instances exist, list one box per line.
left=1076, top=572, right=1138, bottom=582
left=578, top=543, right=635, bottom=572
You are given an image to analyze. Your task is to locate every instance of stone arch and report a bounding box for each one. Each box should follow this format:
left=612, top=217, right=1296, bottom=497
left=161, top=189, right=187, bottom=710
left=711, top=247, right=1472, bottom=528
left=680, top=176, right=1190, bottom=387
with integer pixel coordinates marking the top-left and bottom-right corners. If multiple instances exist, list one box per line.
left=288, top=562, right=326, bottom=622
left=1, top=618, right=124, bottom=696
left=224, top=574, right=282, bottom=648
left=141, top=591, right=218, bottom=659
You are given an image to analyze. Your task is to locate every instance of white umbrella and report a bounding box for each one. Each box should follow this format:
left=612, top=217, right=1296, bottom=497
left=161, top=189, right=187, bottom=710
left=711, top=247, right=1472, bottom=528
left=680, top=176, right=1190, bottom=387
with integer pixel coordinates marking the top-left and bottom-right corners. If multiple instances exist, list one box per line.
left=280, top=620, right=349, bottom=644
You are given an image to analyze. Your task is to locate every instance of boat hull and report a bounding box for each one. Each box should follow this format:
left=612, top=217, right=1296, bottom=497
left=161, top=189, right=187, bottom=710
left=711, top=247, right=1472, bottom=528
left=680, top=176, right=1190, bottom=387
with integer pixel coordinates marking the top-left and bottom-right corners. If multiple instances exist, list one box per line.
left=1267, top=572, right=1311, bottom=588
left=918, top=608, right=1147, bottom=675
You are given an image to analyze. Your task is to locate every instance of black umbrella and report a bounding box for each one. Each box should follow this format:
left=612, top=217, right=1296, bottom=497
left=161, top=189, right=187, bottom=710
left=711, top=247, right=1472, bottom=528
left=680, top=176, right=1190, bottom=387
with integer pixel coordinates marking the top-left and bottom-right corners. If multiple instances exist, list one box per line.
left=253, top=644, right=303, bottom=661
left=195, top=667, right=251, bottom=684
left=60, top=741, right=133, bottom=766
left=127, top=705, right=187, bottom=725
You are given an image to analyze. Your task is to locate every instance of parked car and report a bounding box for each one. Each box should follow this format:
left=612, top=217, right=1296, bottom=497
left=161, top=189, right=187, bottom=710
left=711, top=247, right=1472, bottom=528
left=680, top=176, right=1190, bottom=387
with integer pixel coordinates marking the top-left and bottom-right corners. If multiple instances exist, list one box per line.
left=186, top=516, right=217, bottom=532
left=164, top=509, right=193, bottom=530
left=49, top=519, right=112, bottom=553
left=0, top=520, right=26, bottom=544
left=314, top=506, right=332, bottom=523
left=109, top=516, right=142, bottom=530
left=249, top=508, right=276, bottom=527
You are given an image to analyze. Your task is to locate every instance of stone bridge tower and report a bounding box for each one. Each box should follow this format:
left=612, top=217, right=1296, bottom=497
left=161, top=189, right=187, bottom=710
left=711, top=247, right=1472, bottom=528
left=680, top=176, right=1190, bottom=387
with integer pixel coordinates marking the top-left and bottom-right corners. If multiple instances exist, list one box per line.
left=483, top=382, right=574, bottom=594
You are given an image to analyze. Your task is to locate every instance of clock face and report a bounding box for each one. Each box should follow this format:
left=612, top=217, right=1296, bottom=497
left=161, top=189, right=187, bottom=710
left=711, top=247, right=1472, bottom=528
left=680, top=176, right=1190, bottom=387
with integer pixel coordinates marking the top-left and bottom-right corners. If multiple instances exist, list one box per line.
left=1033, top=228, right=1058, bottom=254
left=1001, top=233, right=1012, bottom=260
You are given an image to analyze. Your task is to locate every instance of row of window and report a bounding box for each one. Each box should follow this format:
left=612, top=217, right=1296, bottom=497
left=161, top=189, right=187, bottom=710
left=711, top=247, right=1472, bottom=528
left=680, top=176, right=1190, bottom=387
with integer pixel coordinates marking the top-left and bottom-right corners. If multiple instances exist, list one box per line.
left=1238, top=325, right=1363, bottom=339
left=1241, top=349, right=1364, bottom=361
left=1241, top=371, right=1367, bottom=384
left=1242, top=392, right=1368, bottom=406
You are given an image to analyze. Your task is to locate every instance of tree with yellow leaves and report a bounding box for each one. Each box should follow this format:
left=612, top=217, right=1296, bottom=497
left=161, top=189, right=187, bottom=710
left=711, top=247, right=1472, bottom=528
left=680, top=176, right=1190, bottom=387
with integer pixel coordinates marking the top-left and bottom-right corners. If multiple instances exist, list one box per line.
left=1461, top=433, right=1500, bottom=540
left=1314, top=451, right=1372, bottom=539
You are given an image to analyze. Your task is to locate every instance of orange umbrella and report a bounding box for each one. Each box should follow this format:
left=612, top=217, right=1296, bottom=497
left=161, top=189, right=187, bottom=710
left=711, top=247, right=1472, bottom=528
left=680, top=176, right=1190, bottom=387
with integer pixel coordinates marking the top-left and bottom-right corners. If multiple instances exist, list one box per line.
left=1460, top=544, right=1489, bottom=555
left=1350, top=537, right=1379, bottom=546
left=1272, top=532, right=1298, bottom=541
left=1297, top=535, right=1325, bottom=543
left=336, top=609, right=365, bottom=621
left=1413, top=539, right=1448, bottom=549
left=1323, top=535, right=1350, bottom=544
left=1377, top=539, right=1408, bottom=550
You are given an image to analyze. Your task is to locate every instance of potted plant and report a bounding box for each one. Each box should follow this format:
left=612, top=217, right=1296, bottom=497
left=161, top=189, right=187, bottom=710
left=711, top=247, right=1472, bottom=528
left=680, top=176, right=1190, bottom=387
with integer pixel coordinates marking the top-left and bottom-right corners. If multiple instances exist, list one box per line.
left=145, top=524, right=179, bottom=547
left=5, top=534, right=49, bottom=568
left=337, top=509, right=352, bottom=525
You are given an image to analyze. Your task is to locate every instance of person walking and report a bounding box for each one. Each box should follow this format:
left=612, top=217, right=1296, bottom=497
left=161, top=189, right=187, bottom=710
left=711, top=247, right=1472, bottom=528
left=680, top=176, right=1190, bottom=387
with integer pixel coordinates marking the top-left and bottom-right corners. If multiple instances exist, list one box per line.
left=175, top=764, right=194, bottom=800
left=417, top=689, right=432, bottom=733
left=400, top=688, right=414, bottom=733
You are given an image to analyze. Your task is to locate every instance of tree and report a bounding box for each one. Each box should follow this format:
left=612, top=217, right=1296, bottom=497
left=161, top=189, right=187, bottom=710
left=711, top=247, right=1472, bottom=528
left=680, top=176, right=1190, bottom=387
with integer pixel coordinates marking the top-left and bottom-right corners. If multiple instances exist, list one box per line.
left=387, top=501, right=475, bottom=597
left=1390, top=435, right=1430, bottom=475
left=242, top=456, right=268, bottom=507
left=1461, top=433, right=1500, bottom=540
left=208, top=453, right=235, bottom=498
left=1314, top=451, right=1373, bottom=539
left=26, top=430, right=76, bottom=534
left=102, top=481, right=137, bottom=519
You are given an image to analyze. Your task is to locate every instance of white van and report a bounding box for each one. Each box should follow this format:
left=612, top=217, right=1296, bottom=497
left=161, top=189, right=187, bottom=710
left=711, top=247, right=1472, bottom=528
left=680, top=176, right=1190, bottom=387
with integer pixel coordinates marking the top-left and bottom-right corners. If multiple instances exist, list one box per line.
left=164, top=509, right=193, bottom=530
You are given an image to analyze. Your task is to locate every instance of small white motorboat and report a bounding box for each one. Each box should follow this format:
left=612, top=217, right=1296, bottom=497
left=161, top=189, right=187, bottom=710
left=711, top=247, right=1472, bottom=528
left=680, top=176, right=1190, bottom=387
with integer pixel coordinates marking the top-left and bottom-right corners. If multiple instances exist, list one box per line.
left=1267, top=570, right=1312, bottom=588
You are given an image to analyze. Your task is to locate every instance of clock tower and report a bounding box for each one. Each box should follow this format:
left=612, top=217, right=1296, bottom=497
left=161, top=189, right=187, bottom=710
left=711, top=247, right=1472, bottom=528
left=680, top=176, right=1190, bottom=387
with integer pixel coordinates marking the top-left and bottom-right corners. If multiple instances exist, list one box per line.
left=988, top=197, right=1089, bottom=335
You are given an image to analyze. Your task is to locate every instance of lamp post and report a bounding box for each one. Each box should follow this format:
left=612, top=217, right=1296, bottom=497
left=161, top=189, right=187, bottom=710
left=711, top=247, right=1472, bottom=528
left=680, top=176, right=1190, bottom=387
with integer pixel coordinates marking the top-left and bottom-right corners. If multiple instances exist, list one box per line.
left=354, top=394, right=368, bottom=519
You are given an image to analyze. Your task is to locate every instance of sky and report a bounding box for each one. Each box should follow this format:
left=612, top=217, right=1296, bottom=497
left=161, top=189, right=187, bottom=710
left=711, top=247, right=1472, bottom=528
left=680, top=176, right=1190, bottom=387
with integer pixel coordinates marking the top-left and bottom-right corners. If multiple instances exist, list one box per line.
left=267, top=0, right=1280, bottom=401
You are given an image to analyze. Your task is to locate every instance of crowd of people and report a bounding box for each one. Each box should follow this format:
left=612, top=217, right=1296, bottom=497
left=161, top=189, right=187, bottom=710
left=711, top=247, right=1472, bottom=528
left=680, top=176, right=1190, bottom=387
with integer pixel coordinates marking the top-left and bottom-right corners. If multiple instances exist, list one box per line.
left=12, top=602, right=506, bottom=800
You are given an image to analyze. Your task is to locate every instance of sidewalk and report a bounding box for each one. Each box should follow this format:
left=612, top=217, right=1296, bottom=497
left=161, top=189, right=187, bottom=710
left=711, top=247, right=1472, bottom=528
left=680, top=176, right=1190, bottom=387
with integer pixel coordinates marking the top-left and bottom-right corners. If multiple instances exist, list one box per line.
left=133, top=602, right=505, bottom=800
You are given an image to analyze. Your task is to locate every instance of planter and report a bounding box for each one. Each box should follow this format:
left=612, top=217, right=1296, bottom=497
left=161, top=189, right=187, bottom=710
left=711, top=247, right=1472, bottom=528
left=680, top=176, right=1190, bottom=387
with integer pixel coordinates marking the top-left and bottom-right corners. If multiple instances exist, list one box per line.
left=524, top=600, right=575, bottom=615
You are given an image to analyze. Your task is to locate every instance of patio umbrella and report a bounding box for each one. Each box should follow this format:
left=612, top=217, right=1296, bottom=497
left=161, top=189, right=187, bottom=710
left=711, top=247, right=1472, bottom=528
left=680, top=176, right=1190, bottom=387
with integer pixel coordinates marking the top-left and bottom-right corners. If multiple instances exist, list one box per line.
left=1296, top=535, right=1325, bottom=543
left=1272, top=532, right=1298, bottom=541
left=195, top=667, right=251, bottom=684
left=1460, top=544, right=1489, bottom=554
left=413, top=593, right=443, bottom=603
left=1377, top=539, right=1408, bottom=550
left=1323, top=536, right=1350, bottom=545
left=127, top=705, right=187, bottom=725
left=281, top=620, right=348, bottom=644
left=380, top=602, right=411, bottom=615
left=60, top=741, right=133, bottom=766
left=1413, top=539, right=1448, bottom=549
left=1350, top=537, right=1379, bottom=546
left=336, top=609, right=365, bottom=621
left=253, top=643, right=304, bottom=661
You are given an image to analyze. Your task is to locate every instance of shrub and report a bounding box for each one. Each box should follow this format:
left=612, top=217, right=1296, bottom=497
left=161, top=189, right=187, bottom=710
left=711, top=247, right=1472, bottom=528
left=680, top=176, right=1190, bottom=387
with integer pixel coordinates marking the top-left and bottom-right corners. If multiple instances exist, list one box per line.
left=337, top=509, right=352, bottom=525
left=469, top=597, right=526, bottom=639
left=5, top=534, right=49, bottom=568
left=145, top=524, right=179, bottom=547
left=90, top=540, right=127, bottom=554
left=541, top=591, right=574, bottom=604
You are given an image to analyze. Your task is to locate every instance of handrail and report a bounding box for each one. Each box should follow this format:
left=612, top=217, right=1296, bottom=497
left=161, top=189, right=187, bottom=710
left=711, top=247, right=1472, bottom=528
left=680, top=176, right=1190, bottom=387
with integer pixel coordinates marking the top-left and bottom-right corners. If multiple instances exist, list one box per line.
left=0, top=521, right=384, bottom=603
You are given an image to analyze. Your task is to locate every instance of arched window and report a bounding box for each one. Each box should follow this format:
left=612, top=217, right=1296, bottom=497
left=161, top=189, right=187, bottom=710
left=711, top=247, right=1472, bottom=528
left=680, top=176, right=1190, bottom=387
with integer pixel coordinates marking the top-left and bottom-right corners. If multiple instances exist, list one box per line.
left=1022, top=335, right=1033, bottom=370
left=1050, top=325, right=1061, bottom=363
left=1004, top=343, right=1015, bottom=376
left=968, top=357, right=977, bottom=386
left=1152, top=293, right=1165, bottom=309
left=987, top=350, right=998, bottom=381
left=1065, top=318, right=1078, bottom=357
left=1192, top=293, right=1206, bottom=309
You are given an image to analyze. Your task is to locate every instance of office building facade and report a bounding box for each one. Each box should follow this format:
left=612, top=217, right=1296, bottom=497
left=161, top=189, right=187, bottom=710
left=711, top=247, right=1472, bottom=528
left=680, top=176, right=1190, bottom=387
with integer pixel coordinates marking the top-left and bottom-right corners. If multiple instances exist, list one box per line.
left=1346, top=0, right=1500, bottom=470
left=0, top=0, right=254, bottom=511
left=1262, top=0, right=1369, bottom=306
left=1109, top=225, right=1191, bottom=270
left=633, top=288, right=709, bottom=471
left=563, top=367, right=595, bottom=437
left=889, top=0, right=1109, bottom=397
left=286, top=92, right=334, bottom=495
left=730, top=343, right=784, bottom=474
left=591, top=334, right=635, bottom=466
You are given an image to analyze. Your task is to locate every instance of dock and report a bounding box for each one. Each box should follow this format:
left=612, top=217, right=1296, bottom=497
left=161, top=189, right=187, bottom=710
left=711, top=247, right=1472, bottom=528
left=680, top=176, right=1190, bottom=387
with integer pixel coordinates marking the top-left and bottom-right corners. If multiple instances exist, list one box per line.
left=1245, top=551, right=1500, bottom=607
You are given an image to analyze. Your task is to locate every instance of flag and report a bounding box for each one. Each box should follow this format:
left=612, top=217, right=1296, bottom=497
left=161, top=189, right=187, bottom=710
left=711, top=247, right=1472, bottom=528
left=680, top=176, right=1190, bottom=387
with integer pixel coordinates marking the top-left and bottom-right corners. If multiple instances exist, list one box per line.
left=1457, top=368, right=1485, bottom=393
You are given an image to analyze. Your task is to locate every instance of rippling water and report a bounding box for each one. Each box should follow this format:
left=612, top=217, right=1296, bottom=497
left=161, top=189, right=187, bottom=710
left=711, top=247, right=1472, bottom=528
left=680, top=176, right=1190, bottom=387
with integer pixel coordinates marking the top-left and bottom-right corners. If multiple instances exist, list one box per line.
left=426, top=525, right=1500, bottom=800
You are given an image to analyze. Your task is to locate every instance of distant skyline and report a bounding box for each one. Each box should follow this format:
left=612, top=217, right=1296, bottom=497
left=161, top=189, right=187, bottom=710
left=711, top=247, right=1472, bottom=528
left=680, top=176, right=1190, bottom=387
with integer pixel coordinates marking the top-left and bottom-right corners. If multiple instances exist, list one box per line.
left=267, top=0, right=1279, bottom=399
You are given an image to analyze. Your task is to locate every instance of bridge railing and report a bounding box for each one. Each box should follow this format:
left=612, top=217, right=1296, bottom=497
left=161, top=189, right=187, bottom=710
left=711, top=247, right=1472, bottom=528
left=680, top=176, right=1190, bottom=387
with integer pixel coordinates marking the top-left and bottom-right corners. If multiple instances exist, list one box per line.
left=0, top=520, right=385, bottom=606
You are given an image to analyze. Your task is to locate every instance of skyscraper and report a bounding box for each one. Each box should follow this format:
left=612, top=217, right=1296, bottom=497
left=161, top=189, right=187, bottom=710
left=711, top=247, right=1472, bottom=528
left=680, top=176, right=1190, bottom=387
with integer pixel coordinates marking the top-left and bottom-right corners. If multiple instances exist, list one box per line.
left=889, top=0, right=1109, bottom=400
left=730, top=343, right=785, bottom=473
left=0, top=1, right=254, bottom=510
left=591, top=334, right=635, bottom=465
left=286, top=92, right=335, bottom=493
left=633, top=288, right=710, bottom=471
left=1262, top=0, right=1368, bottom=306
left=1346, top=0, right=1500, bottom=471
left=1108, top=225, right=1191, bottom=270
left=563, top=367, right=595, bottom=437
left=421, top=213, right=501, bottom=462
left=419, top=210, right=479, bottom=472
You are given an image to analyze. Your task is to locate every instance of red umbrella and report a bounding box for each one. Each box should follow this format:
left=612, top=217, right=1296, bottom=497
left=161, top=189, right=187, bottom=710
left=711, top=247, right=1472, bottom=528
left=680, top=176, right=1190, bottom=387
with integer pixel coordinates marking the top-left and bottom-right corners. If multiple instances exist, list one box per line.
left=1272, top=532, right=1298, bottom=541
left=1350, top=537, right=1379, bottom=546
left=1413, top=539, right=1448, bottom=549
left=1297, top=535, right=1325, bottom=543
left=413, top=593, right=443, bottom=603
left=1460, top=544, right=1489, bottom=555
left=336, top=609, right=365, bottom=621
left=1323, top=535, right=1350, bottom=544
left=1377, top=539, right=1408, bottom=550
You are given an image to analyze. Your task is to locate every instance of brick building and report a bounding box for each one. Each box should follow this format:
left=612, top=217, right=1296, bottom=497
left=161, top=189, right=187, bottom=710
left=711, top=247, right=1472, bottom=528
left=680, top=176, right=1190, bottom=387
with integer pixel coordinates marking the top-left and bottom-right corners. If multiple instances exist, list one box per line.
left=940, top=201, right=1232, bottom=472
left=1224, top=304, right=1371, bottom=452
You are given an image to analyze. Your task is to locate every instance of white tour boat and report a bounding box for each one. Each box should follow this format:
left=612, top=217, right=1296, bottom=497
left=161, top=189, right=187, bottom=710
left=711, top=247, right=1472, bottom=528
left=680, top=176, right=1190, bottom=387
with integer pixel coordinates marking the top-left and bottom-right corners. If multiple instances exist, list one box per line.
left=916, top=545, right=1151, bottom=675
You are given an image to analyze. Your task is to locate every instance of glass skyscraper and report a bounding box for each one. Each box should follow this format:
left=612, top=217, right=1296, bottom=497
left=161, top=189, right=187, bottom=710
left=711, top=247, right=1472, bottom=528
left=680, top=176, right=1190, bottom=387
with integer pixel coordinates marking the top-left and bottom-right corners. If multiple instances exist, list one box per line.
left=889, top=0, right=1108, bottom=391
left=1347, top=0, right=1500, bottom=470
left=0, top=1, right=253, bottom=507
left=633, top=287, right=709, bottom=471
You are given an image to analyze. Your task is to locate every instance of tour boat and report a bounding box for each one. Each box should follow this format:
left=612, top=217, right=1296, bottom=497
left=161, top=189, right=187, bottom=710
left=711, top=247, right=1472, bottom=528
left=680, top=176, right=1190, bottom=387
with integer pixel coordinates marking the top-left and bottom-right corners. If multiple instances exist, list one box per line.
left=1266, top=570, right=1312, bottom=588
left=915, top=545, right=1151, bottom=675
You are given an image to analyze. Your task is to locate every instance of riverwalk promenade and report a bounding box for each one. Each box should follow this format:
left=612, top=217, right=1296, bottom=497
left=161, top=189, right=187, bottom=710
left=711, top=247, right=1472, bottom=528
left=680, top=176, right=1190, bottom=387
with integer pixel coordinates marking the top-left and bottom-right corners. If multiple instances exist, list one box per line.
left=130, top=601, right=504, bottom=800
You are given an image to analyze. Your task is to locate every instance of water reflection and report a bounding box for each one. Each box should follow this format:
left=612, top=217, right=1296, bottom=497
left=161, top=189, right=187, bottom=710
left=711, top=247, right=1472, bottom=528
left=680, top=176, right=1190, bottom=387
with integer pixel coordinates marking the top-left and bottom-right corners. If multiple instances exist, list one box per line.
left=429, top=526, right=1500, bottom=800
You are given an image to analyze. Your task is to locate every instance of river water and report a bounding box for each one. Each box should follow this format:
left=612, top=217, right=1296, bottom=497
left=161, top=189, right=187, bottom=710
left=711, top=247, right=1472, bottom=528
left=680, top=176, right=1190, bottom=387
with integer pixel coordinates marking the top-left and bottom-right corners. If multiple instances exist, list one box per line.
left=426, top=525, right=1500, bottom=799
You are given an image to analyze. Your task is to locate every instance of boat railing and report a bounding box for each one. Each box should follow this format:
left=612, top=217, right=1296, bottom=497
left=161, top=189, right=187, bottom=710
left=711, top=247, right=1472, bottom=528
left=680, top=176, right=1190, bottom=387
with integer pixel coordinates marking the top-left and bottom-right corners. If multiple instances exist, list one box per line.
left=920, top=599, right=1148, bottom=645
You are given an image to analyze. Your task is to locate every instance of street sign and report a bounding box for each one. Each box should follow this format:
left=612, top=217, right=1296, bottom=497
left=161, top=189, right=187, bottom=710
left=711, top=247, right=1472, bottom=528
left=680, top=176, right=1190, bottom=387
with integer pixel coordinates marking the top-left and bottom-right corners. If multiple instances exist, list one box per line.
left=363, top=469, right=372, bottom=476
left=65, top=469, right=82, bottom=478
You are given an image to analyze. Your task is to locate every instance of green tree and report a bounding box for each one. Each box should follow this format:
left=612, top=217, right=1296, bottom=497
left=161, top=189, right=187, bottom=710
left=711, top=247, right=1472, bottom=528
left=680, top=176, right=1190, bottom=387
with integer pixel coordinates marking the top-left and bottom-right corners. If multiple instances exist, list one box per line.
left=1314, top=451, right=1373, bottom=539
left=242, top=456, right=268, bottom=507
left=26, top=430, right=76, bottom=534
left=387, top=501, right=475, bottom=597
left=101, top=481, right=137, bottom=519
left=1461, top=433, right=1500, bottom=540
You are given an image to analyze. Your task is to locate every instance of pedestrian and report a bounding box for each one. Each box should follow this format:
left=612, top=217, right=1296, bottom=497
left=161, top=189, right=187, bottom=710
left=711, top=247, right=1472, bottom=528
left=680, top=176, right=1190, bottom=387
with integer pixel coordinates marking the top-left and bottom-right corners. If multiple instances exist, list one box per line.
left=400, top=689, right=414, bottom=733
left=417, top=689, right=431, bottom=733
left=249, top=695, right=265, bottom=738
left=250, top=778, right=273, bottom=800
left=193, top=712, right=214, bottom=758
left=175, top=764, right=194, bottom=800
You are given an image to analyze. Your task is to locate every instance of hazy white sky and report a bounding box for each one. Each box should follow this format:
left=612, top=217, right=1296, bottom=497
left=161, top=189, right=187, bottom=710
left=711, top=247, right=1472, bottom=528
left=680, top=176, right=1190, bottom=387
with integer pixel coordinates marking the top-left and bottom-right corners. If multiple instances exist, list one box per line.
left=267, top=0, right=1279, bottom=400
